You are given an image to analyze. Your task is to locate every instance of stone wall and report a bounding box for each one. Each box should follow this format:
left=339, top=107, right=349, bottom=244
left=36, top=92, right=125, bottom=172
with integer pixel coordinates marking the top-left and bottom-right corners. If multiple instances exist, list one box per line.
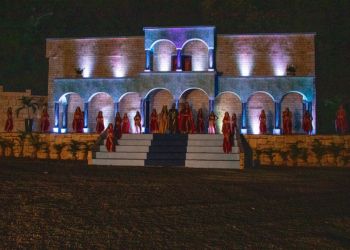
left=0, top=132, right=99, bottom=162
left=0, top=86, right=47, bottom=132
left=216, top=34, right=315, bottom=77
left=244, top=135, right=350, bottom=167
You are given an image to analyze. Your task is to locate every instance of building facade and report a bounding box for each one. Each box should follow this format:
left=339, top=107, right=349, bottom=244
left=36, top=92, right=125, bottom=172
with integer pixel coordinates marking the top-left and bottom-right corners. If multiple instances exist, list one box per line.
left=46, top=26, right=316, bottom=134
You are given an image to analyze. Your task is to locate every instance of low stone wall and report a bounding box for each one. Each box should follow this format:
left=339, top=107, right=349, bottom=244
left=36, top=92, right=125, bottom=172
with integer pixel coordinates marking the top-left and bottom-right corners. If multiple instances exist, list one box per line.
left=0, top=132, right=100, bottom=162
left=244, top=135, right=350, bottom=167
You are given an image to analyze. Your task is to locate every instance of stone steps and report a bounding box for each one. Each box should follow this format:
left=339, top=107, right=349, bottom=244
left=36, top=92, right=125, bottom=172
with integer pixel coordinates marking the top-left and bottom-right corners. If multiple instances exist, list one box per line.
left=92, top=133, right=241, bottom=169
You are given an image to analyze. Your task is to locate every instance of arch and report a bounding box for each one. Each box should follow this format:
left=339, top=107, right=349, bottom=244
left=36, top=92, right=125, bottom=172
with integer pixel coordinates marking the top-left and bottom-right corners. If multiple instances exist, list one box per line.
left=144, top=87, right=173, bottom=100
left=181, top=38, right=210, bottom=50
left=248, top=91, right=275, bottom=102
left=152, top=40, right=177, bottom=72
left=182, top=39, right=209, bottom=71
left=216, top=91, right=242, bottom=102
left=88, top=92, right=114, bottom=133
left=118, top=92, right=142, bottom=133
left=280, top=91, right=308, bottom=102
left=58, top=92, right=84, bottom=132
left=215, top=92, right=242, bottom=134
left=179, top=88, right=210, bottom=132
left=247, top=92, right=275, bottom=134
left=281, top=92, right=304, bottom=134
left=150, top=39, right=177, bottom=51
left=179, top=87, right=209, bottom=100
left=147, top=88, right=174, bottom=115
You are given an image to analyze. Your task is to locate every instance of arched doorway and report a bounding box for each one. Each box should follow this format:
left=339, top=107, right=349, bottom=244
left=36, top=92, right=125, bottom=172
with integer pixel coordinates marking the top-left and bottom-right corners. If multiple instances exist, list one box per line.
left=179, top=88, right=209, bottom=132
left=59, top=93, right=83, bottom=132
left=247, top=92, right=275, bottom=134
left=88, top=92, right=114, bottom=133
left=182, top=39, right=209, bottom=71
left=215, top=92, right=242, bottom=133
left=152, top=40, right=177, bottom=72
left=281, top=92, right=304, bottom=134
left=118, top=92, right=142, bottom=133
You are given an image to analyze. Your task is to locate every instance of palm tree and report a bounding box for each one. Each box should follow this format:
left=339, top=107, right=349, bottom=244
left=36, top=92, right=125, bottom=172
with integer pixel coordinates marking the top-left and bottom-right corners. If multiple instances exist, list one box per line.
left=53, top=143, right=67, bottom=160
left=263, top=148, right=275, bottom=166
left=81, top=141, right=95, bottom=161
left=278, top=149, right=289, bottom=166
left=0, top=138, right=7, bottom=158
left=28, top=133, right=46, bottom=159
left=67, top=140, right=82, bottom=160
left=311, top=139, right=326, bottom=166
left=328, top=143, right=344, bottom=166
left=289, top=141, right=303, bottom=166
left=15, top=130, right=29, bottom=157
left=15, top=96, right=39, bottom=132
left=5, top=139, right=16, bottom=158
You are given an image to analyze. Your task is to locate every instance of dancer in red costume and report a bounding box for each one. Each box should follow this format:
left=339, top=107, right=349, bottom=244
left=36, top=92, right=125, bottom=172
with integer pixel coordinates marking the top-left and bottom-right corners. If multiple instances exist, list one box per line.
left=259, top=110, right=267, bottom=134
left=105, top=123, right=115, bottom=152
left=208, top=111, right=218, bottom=134
left=222, top=112, right=232, bottom=153
left=134, top=111, right=142, bottom=134
left=95, top=111, right=105, bottom=134
left=189, top=109, right=196, bottom=134
left=181, top=102, right=191, bottom=134
left=231, top=113, right=237, bottom=146
left=72, top=106, right=84, bottom=133
left=114, top=112, right=122, bottom=139
left=196, top=108, right=205, bottom=134
left=150, top=109, right=159, bottom=133
left=282, top=108, right=292, bottom=134
left=158, top=105, right=168, bottom=134
left=335, top=104, right=348, bottom=134
left=40, top=107, right=50, bottom=132
left=302, top=110, right=313, bottom=135
left=4, top=107, right=14, bottom=132
left=121, top=113, right=130, bottom=134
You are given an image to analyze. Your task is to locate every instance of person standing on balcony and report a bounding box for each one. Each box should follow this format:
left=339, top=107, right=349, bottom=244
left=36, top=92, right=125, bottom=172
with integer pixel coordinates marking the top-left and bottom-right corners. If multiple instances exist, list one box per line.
left=95, top=111, right=105, bottom=134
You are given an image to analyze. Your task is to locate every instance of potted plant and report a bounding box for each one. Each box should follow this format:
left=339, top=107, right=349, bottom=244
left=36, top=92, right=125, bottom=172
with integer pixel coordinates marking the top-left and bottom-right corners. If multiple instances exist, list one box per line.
left=16, top=96, right=39, bottom=132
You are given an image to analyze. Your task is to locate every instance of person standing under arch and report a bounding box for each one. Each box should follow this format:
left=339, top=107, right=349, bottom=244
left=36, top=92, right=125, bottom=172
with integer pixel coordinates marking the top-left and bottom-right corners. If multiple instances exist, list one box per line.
left=259, top=110, right=267, bottom=134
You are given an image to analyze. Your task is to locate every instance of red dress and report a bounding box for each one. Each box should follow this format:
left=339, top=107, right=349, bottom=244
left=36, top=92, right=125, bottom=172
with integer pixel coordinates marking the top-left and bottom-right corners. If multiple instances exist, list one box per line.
left=105, top=125, right=115, bottom=152
left=231, top=114, right=237, bottom=136
left=335, top=106, right=348, bottom=134
left=150, top=110, right=159, bottom=133
left=181, top=107, right=191, bottom=134
left=40, top=110, right=50, bottom=132
left=72, top=108, right=84, bottom=133
left=259, top=112, right=267, bottom=134
left=302, top=112, right=313, bottom=134
left=122, top=115, right=130, bottom=134
left=222, top=115, right=232, bottom=153
left=196, top=111, right=205, bottom=134
left=114, top=113, right=122, bottom=139
left=4, top=109, right=14, bottom=132
left=282, top=110, right=292, bottom=134
left=96, top=113, right=105, bottom=134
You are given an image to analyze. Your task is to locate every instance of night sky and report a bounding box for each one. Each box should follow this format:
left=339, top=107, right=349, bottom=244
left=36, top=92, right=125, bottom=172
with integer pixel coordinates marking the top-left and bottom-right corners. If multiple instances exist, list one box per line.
left=0, top=0, right=349, bottom=132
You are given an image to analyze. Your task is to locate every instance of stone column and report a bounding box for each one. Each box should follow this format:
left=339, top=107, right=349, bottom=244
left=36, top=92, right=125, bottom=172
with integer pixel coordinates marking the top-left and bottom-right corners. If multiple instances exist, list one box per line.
left=114, top=102, right=119, bottom=116
left=208, top=48, right=215, bottom=71
left=241, top=102, right=247, bottom=134
left=54, top=102, right=59, bottom=132
left=83, top=102, right=89, bottom=132
left=144, top=98, right=150, bottom=133
left=209, top=99, right=215, bottom=113
left=176, top=49, right=182, bottom=71
left=145, top=49, right=152, bottom=72
left=140, top=99, right=144, bottom=132
left=274, top=101, right=281, bottom=134
left=62, top=103, right=68, bottom=133
left=175, top=99, right=180, bottom=110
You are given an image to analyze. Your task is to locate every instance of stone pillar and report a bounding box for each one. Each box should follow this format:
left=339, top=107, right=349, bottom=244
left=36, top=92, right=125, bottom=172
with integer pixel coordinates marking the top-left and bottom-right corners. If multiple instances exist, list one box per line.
left=145, top=49, right=152, bottom=71
left=53, top=102, right=60, bottom=133
left=140, top=99, right=144, bottom=132
left=209, top=99, right=215, bottom=113
left=176, top=49, right=182, bottom=71
left=208, top=48, right=215, bottom=71
left=83, top=102, right=89, bottom=132
left=62, top=103, right=68, bottom=132
left=114, top=102, right=119, bottom=116
left=241, top=102, right=247, bottom=134
left=175, top=99, right=180, bottom=110
left=144, top=98, right=150, bottom=133
left=274, top=101, right=281, bottom=135
left=307, top=101, right=312, bottom=115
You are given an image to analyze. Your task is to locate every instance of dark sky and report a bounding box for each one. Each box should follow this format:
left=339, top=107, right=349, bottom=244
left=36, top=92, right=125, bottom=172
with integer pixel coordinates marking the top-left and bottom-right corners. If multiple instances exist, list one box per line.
left=0, top=0, right=349, bottom=103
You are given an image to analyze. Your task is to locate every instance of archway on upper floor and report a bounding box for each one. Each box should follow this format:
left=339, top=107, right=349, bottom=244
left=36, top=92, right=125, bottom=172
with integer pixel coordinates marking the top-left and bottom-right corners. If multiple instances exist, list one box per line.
left=215, top=92, right=242, bottom=134
left=179, top=88, right=209, bottom=132
left=152, top=40, right=177, bottom=72
left=58, top=92, right=84, bottom=132
left=247, top=92, right=275, bottom=134
left=182, top=39, right=209, bottom=72
left=118, top=92, right=142, bottom=133
left=88, top=92, right=114, bottom=133
left=281, top=92, right=304, bottom=134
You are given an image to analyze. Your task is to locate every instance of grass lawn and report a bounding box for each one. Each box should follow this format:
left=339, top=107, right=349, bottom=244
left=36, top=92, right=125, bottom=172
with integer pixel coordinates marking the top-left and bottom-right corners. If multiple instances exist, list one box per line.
left=0, top=159, right=350, bottom=249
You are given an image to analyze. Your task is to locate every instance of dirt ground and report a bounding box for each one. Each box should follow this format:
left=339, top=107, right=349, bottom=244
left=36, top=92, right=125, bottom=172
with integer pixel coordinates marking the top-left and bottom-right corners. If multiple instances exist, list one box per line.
left=0, top=159, right=349, bottom=249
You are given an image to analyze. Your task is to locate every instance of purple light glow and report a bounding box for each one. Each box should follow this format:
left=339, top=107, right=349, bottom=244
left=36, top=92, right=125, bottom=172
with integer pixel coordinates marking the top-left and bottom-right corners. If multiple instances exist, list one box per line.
left=270, top=43, right=290, bottom=76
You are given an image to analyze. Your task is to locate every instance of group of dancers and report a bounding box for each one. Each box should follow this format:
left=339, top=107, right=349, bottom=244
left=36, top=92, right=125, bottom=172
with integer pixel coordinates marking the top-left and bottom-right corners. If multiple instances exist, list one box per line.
left=258, top=108, right=313, bottom=135
left=4, top=107, right=50, bottom=133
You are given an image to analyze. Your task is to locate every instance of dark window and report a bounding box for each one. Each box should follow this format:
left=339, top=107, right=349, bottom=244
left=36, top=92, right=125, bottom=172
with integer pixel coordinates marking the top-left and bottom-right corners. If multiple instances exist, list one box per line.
left=171, top=55, right=192, bottom=71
